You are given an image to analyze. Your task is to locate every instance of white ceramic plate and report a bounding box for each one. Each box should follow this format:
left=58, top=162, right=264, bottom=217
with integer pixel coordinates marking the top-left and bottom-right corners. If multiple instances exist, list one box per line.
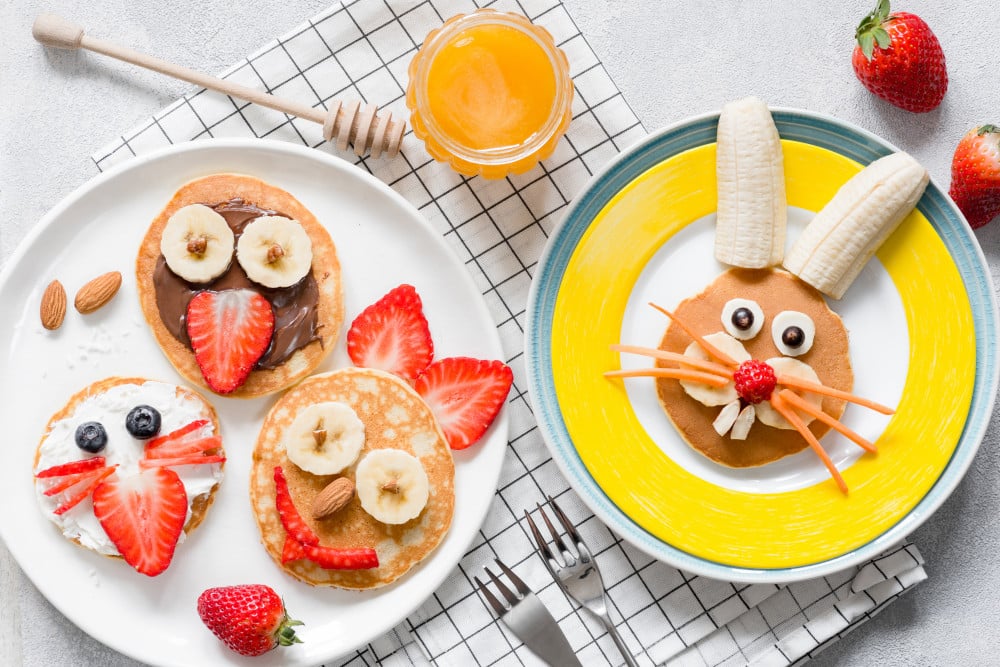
left=0, top=139, right=507, bottom=666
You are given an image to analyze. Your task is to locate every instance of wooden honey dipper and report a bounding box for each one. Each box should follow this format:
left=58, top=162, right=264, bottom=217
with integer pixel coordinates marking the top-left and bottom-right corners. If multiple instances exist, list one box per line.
left=32, top=13, right=405, bottom=159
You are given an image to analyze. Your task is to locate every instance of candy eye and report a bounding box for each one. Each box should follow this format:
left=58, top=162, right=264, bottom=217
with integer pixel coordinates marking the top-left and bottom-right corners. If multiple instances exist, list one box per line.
left=721, top=298, right=764, bottom=340
left=772, top=311, right=815, bottom=356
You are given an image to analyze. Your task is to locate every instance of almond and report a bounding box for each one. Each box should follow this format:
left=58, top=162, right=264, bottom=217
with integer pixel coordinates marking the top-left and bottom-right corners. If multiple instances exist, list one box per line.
left=74, top=271, right=122, bottom=314
left=40, top=280, right=67, bottom=330
left=311, top=477, right=355, bottom=520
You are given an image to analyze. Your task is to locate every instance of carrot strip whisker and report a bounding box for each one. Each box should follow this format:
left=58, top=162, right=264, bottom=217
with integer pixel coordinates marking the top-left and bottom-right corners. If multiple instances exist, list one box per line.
left=609, top=344, right=733, bottom=378
left=775, top=375, right=894, bottom=415
left=778, top=389, right=877, bottom=454
left=647, top=303, right=739, bottom=369
left=771, top=392, right=848, bottom=495
left=604, top=368, right=729, bottom=387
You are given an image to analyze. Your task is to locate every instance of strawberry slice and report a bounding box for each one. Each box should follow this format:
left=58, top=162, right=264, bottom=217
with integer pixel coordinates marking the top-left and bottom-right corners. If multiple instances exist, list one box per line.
left=347, top=284, right=433, bottom=380
left=146, top=419, right=210, bottom=449
left=414, top=357, right=513, bottom=450
left=281, top=535, right=307, bottom=564
left=92, top=468, right=188, bottom=577
left=274, top=469, right=379, bottom=570
left=143, top=419, right=221, bottom=468
left=144, top=419, right=219, bottom=462
left=280, top=532, right=378, bottom=569
left=53, top=466, right=117, bottom=516
left=36, top=457, right=106, bottom=478
left=43, top=465, right=112, bottom=496
left=302, top=544, right=379, bottom=570
left=139, top=454, right=226, bottom=470
left=37, top=458, right=116, bottom=515
left=273, top=467, right=319, bottom=546
left=187, top=289, right=274, bottom=394
left=145, top=436, right=222, bottom=459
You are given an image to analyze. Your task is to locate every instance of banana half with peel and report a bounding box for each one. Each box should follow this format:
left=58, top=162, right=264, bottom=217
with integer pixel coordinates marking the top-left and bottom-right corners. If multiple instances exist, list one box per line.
left=713, top=99, right=929, bottom=300
left=715, top=97, right=787, bottom=269
left=784, top=152, right=929, bottom=299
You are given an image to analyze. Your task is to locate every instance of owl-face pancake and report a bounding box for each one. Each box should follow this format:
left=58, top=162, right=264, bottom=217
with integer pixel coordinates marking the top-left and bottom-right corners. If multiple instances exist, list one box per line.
left=135, top=174, right=343, bottom=398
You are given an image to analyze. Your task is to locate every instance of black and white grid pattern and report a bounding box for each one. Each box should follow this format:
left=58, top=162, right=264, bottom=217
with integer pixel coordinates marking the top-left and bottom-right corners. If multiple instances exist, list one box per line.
left=92, top=1, right=927, bottom=665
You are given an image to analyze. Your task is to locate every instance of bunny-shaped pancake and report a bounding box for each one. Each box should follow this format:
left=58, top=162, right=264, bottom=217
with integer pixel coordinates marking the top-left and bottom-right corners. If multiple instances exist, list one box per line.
left=656, top=267, right=851, bottom=467
left=609, top=98, right=929, bottom=493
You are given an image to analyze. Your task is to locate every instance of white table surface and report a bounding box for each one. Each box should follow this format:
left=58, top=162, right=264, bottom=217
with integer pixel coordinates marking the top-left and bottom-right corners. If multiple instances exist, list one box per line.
left=2, top=1, right=999, bottom=665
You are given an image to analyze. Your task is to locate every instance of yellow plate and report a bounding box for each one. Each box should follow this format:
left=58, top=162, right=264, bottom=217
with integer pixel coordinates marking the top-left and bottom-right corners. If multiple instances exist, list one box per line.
left=526, top=110, right=996, bottom=580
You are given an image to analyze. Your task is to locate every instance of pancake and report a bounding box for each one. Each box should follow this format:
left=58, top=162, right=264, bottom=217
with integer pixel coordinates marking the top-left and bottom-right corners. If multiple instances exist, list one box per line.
left=33, top=376, right=224, bottom=561
left=657, top=268, right=853, bottom=467
left=250, top=368, right=455, bottom=589
left=136, top=173, right=343, bottom=398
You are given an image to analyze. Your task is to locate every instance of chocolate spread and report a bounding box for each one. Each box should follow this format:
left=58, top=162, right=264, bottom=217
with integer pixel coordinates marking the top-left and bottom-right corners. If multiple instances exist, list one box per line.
left=152, top=198, right=321, bottom=370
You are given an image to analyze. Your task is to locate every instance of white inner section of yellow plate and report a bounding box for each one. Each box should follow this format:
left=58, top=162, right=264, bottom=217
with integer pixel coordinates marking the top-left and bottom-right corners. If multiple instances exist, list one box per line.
left=620, top=208, right=908, bottom=492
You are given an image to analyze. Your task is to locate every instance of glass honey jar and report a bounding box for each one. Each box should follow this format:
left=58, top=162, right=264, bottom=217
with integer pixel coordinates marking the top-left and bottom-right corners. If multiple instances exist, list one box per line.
left=406, top=9, right=574, bottom=179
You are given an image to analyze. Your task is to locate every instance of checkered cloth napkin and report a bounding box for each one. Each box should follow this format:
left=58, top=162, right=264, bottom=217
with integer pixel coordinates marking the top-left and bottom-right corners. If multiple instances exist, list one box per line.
left=92, top=1, right=927, bottom=664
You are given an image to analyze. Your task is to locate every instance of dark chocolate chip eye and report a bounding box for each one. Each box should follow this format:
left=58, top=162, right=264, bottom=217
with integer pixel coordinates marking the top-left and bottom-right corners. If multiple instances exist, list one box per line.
left=772, top=311, right=815, bottom=356
left=782, top=326, right=805, bottom=348
left=721, top=299, right=764, bottom=340
left=732, top=307, right=754, bottom=331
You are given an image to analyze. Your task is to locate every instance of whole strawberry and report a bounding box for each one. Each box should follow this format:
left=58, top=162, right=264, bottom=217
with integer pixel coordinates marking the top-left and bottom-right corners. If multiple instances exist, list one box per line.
left=197, top=584, right=302, bottom=657
left=950, top=126, right=1000, bottom=229
left=852, top=0, right=947, bottom=113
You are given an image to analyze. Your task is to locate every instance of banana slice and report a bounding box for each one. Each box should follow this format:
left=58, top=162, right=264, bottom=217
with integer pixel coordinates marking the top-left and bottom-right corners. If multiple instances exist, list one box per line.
left=284, top=402, right=365, bottom=475
left=678, top=332, right=750, bottom=406
left=784, top=152, right=929, bottom=299
left=160, top=204, right=235, bottom=283
left=715, top=97, right=787, bottom=269
left=712, top=400, right=741, bottom=436
left=236, top=216, right=313, bottom=288
left=756, top=357, right=824, bottom=429
left=731, top=405, right=756, bottom=440
left=355, top=449, right=430, bottom=525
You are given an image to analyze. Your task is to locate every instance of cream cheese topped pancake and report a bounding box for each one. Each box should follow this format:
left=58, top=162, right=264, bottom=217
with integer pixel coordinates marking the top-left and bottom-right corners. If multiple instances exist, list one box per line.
left=34, top=377, right=224, bottom=568
left=250, top=367, right=455, bottom=589
left=657, top=268, right=853, bottom=468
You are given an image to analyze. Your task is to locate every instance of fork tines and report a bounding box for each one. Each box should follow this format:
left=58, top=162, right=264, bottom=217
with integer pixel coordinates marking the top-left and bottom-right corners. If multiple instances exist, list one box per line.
left=474, top=558, right=530, bottom=616
left=525, top=496, right=589, bottom=567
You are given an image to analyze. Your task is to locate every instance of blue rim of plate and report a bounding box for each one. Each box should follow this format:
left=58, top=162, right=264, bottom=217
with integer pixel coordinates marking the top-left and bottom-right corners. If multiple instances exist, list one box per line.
left=525, top=108, right=1000, bottom=582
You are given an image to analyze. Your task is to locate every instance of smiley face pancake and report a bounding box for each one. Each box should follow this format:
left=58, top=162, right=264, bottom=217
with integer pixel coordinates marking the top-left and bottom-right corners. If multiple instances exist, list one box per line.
left=136, top=173, right=343, bottom=398
left=656, top=269, right=853, bottom=468
left=250, top=367, right=455, bottom=589
left=33, top=377, right=224, bottom=575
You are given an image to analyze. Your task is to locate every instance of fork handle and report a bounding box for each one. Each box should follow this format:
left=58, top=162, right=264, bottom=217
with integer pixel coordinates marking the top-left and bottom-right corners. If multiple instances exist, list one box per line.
left=600, top=616, right=640, bottom=667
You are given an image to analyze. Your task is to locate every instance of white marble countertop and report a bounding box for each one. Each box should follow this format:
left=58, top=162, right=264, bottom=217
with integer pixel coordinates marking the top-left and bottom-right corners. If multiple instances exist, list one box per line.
left=3, top=0, right=999, bottom=665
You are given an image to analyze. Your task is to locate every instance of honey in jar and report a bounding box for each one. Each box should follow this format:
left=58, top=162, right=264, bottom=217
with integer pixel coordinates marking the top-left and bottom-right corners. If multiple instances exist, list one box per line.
left=407, top=10, right=573, bottom=179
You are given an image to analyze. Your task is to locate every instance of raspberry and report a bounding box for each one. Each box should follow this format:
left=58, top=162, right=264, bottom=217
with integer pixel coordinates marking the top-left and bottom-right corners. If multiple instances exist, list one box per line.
left=733, top=360, right=776, bottom=404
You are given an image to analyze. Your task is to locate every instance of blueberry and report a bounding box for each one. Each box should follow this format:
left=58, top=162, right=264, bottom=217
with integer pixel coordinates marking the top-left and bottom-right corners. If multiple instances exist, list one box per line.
left=125, top=405, right=161, bottom=439
left=74, top=421, right=108, bottom=453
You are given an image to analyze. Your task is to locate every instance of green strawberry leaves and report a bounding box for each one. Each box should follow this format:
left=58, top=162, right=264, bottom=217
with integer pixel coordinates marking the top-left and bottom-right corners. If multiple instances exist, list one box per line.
left=857, top=0, right=893, bottom=60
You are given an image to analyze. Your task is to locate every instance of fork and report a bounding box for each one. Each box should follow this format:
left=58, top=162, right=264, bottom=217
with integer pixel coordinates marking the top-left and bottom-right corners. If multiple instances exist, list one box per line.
left=475, top=558, right=583, bottom=667
left=525, top=497, right=640, bottom=667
